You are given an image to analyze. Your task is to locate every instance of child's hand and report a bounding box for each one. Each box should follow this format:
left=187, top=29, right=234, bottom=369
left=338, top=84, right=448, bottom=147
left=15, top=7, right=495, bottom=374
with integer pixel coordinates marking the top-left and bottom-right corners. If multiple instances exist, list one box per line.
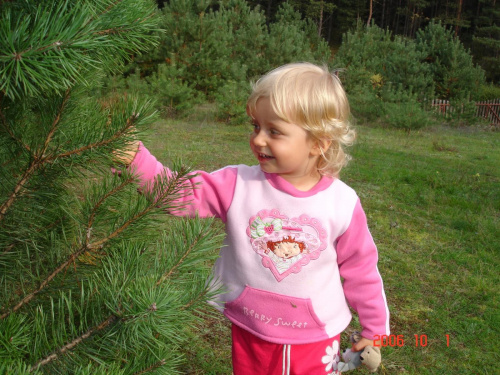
left=113, top=140, right=140, bottom=166
left=351, top=337, right=375, bottom=352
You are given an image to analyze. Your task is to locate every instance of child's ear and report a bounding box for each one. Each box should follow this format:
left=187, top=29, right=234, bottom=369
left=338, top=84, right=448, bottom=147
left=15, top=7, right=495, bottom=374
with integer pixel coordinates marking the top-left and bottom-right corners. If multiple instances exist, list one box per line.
left=311, top=139, right=332, bottom=156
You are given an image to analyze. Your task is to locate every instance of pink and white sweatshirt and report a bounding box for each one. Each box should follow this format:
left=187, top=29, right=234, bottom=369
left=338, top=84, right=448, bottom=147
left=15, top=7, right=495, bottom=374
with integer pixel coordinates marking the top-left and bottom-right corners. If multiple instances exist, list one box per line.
left=131, top=142, right=390, bottom=345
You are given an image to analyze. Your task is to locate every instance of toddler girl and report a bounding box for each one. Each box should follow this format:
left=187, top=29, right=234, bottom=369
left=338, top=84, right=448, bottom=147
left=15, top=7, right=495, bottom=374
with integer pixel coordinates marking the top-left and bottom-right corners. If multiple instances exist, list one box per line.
left=119, top=62, right=390, bottom=375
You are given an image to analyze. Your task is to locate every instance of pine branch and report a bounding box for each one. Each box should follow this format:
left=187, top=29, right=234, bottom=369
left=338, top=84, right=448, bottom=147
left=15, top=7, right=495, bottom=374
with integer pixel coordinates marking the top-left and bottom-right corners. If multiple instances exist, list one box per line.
left=0, top=243, right=89, bottom=320
left=0, top=171, right=138, bottom=318
left=88, top=0, right=158, bottom=37
left=83, top=0, right=126, bottom=28
left=0, top=105, right=32, bottom=154
left=0, top=160, right=38, bottom=223
left=40, top=89, right=72, bottom=160
left=1, top=168, right=193, bottom=317
left=0, top=96, right=141, bottom=223
left=102, top=0, right=124, bottom=16
left=0, top=89, right=70, bottom=223
left=1, top=0, right=160, bottom=99
left=133, top=359, right=167, bottom=375
left=1, top=217, right=62, bottom=257
left=155, top=226, right=205, bottom=286
left=29, top=305, right=165, bottom=372
left=86, top=176, right=135, bottom=234
left=88, top=168, right=193, bottom=249
left=181, top=286, right=211, bottom=312
left=46, top=113, right=139, bottom=161
left=87, top=209, right=151, bottom=251
left=94, top=15, right=157, bottom=37
left=29, top=314, right=118, bottom=372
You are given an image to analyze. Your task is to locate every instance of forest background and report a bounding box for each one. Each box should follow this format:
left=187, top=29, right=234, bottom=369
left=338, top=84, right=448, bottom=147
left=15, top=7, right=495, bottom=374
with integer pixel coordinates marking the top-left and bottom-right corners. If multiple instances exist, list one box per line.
left=0, top=0, right=498, bottom=374
left=114, top=0, right=500, bottom=128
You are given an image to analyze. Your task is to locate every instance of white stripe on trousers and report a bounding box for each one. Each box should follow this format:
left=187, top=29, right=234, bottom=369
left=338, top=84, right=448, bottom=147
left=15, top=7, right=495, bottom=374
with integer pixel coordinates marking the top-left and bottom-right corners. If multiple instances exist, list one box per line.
left=282, top=344, right=291, bottom=375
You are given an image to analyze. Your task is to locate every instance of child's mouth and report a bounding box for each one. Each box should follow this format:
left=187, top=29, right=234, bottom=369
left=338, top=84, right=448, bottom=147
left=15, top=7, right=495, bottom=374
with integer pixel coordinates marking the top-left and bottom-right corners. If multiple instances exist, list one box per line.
left=258, top=153, right=274, bottom=160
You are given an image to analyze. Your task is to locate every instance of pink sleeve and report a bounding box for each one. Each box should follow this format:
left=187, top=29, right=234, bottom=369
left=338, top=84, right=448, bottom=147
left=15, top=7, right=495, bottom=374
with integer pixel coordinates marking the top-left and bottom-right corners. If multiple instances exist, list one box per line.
left=129, top=142, right=237, bottom=222
left=336, top=199, right=390, bottom=340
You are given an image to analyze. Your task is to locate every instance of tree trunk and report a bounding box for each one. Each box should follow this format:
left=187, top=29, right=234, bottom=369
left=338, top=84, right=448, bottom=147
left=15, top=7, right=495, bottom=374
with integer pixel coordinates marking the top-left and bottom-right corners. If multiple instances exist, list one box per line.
left=395, top=0, right=401, bottom=34
left=318, top=0, right=324, bottom=38
left=267, top=0, right=273, bottom=22
left=381, top=0, right=386, bottom=28
left=367, top=0, right=373, bottom=26
left=327, top=9, right=334, bottom=43
left=455, top=0, right=463, bottom=37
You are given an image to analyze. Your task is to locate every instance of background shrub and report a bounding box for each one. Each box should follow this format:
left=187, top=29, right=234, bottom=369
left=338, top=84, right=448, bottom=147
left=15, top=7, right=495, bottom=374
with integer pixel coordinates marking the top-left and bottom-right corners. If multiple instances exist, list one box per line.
left=335, top=23, right=434, bottom=101
left=214, top=80, right=251, bottom=124
left=149, top=64, right=202, bottom=115
left=477, top=83, right=500, bottom=101
left=384, top=101, right=434, bottom=131
left=334, top=21, right=488, bottom=130
left=119, top=0, right=330, bottom=119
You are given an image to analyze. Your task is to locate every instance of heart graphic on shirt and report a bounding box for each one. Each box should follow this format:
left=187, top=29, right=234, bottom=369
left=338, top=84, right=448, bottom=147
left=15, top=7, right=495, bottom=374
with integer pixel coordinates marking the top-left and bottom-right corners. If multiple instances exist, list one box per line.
left=247, top=209, right=328, bottom=282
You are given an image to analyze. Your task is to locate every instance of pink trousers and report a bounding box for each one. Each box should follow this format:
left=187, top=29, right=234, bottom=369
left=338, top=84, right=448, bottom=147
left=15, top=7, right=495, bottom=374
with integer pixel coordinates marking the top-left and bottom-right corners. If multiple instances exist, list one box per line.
left=231, top=324, right=341, bottom=375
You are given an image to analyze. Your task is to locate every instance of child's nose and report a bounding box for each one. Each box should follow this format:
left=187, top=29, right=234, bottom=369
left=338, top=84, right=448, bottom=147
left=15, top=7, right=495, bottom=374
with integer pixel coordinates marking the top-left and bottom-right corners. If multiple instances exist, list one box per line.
left=252, top=131, right=267, bottom=146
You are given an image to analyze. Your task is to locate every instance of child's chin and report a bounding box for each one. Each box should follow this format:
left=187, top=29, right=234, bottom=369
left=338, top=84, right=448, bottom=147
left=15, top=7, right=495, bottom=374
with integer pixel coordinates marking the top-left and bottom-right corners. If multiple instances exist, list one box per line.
left=258, top=164, right=276, bottom=173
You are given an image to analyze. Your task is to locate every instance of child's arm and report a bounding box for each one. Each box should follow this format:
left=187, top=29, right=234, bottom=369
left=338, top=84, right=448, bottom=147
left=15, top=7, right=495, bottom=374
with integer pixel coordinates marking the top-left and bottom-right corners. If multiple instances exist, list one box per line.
left=126, top=141, right=237, bottom=221
left=336, top=199, right=390, bottom=346
left=113, top=140, right=140, bottom=165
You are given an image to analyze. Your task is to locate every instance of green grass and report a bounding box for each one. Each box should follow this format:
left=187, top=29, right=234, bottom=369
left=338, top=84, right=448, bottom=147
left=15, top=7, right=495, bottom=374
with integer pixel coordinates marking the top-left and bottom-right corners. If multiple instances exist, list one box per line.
left=142, top=110, right=499, bottom=374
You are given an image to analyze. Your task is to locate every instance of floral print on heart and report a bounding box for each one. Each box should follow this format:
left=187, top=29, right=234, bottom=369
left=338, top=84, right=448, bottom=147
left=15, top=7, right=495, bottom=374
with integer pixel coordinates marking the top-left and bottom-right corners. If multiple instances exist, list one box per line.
left=247, top=209, right=328, bottom=282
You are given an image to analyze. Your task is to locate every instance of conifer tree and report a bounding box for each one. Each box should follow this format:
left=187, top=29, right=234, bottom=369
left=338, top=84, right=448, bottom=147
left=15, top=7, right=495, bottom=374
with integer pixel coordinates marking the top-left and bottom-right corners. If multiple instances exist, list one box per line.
left=416, top=20, right=486, bottom=100
left=472, top=0, right=500, bottom=83
left=0, top=1, right=223, bottom=373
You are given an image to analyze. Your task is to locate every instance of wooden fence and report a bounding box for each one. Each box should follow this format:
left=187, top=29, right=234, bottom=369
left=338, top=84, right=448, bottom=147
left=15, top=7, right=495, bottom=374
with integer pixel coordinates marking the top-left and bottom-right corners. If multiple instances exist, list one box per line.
left=430, top=98, right=500, bottom=126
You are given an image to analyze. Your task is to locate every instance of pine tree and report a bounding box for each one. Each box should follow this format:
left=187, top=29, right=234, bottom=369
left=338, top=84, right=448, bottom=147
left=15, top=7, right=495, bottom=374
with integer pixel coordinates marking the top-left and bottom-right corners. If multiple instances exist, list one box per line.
left=0, top=1, right=223, bottom=373
left=416, top=20, right=486, bottom=100
left=472, top=0, right=500, bottom=83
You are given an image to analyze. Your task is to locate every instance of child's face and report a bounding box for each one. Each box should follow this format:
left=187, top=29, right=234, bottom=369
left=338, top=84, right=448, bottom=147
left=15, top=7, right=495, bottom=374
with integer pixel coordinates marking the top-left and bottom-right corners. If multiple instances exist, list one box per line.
left=273, top=241, right=302, bottom=259
left=249, top=98, right=321, bottom=188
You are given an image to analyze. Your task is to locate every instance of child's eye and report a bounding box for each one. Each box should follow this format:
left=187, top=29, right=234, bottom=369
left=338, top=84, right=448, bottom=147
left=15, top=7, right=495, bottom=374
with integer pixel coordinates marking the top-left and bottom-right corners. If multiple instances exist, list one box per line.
left=270, top=128, right=281, bottom=135
left=251, top=122, right=260, bottom=132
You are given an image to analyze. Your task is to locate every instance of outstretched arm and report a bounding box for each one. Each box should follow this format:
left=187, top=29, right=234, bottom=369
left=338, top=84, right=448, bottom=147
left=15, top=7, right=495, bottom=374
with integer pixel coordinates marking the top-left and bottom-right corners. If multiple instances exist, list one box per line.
left=126, top=142, right=238, bottom=221
left=113, top=140, right=140, bottom=165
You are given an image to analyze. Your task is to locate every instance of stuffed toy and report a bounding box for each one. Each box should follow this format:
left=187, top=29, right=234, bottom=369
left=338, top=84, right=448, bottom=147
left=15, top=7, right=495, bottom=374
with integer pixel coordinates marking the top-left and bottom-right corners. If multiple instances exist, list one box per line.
left=337, top=332, right=381, bottom=373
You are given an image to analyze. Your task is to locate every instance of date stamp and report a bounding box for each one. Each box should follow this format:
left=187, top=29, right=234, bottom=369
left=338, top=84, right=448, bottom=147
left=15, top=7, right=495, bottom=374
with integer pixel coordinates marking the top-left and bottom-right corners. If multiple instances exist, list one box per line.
left=373, top=334, right=451, bottom=347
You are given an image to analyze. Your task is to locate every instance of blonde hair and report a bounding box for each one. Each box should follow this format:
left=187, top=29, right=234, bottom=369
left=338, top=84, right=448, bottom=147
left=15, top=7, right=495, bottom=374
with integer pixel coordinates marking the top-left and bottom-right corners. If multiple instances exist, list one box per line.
left=247, top=62, right=355, bottom=177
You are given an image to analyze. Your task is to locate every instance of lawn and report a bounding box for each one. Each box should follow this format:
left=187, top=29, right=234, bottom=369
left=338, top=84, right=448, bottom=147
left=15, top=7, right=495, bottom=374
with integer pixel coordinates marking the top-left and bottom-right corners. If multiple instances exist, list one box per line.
left=141, top=109, right=499, bottom=374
